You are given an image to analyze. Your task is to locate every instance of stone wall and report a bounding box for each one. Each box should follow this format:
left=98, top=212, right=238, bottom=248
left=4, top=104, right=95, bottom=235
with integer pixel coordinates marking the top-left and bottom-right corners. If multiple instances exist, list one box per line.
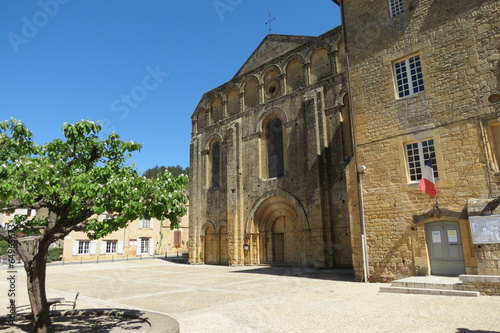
left=341, top=0, right=500, bottom=281
left=460, top=275, right=500, bottom=296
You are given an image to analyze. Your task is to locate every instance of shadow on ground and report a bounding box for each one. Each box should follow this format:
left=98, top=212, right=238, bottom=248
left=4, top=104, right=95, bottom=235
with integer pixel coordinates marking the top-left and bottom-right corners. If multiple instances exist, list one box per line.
left=456, top=329, right=500, bottom=333
left=0, top=309, right=154, bottom=333
left=230, top=266, right=355, bottom=281
left=1, top=316, right=147, bottom=332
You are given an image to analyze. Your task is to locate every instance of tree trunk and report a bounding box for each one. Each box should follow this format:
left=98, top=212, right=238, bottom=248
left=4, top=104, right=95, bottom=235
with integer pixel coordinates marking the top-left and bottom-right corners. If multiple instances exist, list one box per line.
left=24, top=241, right=52, bottom=333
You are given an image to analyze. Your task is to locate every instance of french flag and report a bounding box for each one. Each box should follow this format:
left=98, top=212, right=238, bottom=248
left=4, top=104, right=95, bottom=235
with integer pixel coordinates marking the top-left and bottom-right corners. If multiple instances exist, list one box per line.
left=418, top=159, right=437, bottom=197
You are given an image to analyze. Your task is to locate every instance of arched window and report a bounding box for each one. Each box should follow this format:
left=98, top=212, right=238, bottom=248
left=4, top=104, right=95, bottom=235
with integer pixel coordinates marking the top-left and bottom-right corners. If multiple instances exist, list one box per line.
left=211, top=141, right=221, bottom=188
left=266, top=117, right=284, bottom=178
left=310, top=48, right=331, bottom=83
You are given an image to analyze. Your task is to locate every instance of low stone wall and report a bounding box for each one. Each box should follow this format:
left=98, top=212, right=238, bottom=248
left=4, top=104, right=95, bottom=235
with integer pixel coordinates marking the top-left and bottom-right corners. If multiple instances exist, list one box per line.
left=459, top=275, right=500, bottom=296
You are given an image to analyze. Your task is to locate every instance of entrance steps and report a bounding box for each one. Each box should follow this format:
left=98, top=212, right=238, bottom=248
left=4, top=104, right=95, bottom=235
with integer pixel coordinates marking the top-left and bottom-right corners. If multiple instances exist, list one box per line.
left=379, top=276, right=480, bottom=297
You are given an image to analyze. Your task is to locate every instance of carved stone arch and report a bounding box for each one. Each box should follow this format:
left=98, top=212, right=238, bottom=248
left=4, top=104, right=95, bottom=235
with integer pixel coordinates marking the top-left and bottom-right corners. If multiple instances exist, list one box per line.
left=204, top=133, right=224, bottom=150
left=261, top=65, right=283, bottom=102
left=195, top=107, right=208, bottom=130
left=210, top=95, right=223, bottom=123
left=215, top=219, right=228, bottom=233
left=201, top=221, right=216, bottom=235
left=244, top=189, right=309, bottom=266
left=283, top=54, right=305, bottom=93
left=412, top=206, right=466, bottom=225
left=201, top=221, right=217, bottom=264
left=245, top=189, right=310, bottom=234
left=226, top=84, right=241, bottom=116
left=283, top=53, right=305, bottom=68
left=305, top=41, right=334, bottom=63
left=308, top=45, right=332, bottom=83
left=205, top=134, right=223, bottom=190
left=256, top=107, right=288, bottom=134
left=243, top=75, right=261, bottom=108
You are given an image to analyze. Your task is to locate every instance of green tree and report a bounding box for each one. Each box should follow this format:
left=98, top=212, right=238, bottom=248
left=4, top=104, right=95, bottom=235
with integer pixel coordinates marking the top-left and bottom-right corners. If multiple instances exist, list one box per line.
left=0, top=119, right=188, bottom=333
left=143, top=164, right=189, bottom=178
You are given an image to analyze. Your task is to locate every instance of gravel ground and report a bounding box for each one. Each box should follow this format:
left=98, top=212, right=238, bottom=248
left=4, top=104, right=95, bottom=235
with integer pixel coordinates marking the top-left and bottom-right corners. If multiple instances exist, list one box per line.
left=1, top=259, right=499, bottom=333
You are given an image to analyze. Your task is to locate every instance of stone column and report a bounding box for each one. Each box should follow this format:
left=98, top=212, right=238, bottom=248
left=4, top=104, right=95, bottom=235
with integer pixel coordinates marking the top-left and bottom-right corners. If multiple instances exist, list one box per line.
left=302, top=62, right=311, bottom=86
left=225, top=121, right=242, bottom=265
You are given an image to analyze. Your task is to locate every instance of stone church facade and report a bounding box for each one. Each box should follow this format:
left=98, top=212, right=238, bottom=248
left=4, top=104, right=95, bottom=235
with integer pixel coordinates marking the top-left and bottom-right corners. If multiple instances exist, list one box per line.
left=189, top=27, right=354, bottom=269
left=336, top=0, right=500, bottom=281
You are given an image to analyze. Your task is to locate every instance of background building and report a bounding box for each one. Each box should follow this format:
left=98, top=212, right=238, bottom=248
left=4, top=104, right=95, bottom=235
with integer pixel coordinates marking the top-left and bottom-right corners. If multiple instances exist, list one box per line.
left=62, top=205, right=189, bottom=263
left=336, top=0, right=500, bottom=281
left=189, top=28, right=354, bottom=269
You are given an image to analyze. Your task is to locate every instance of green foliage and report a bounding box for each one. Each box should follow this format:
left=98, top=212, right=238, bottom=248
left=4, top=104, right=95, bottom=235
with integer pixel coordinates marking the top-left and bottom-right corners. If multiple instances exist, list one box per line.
left=0, top=118, right=189, bottom=241
left=0, top=239, right=9, bottom=255
left=46, top=247, right=63, bottom=263
left=144, top=165, right=189, bottom=178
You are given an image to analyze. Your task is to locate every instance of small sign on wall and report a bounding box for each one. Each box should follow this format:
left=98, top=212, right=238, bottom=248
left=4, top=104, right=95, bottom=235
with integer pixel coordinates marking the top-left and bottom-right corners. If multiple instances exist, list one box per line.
left=432, top=230, right=442, bottom=243
left=469, top=215, right=500, bottom=244
left=447, top=230, right=458, bottom=243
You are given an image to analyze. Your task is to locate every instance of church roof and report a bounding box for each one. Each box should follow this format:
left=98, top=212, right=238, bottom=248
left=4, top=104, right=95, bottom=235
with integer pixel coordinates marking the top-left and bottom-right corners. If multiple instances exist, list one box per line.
left=232, top=34, right=315, bottom=79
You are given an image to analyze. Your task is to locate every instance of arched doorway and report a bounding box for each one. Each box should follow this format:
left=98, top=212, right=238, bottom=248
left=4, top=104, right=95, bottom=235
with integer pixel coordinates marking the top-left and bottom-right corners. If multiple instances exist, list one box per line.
left=247, top=193, right=308, bottom=266
left=203, top=224, right=217, bottom=265
left=218, top=225, right=229, bottom=265
left=425, top=221, right=466, bottom=276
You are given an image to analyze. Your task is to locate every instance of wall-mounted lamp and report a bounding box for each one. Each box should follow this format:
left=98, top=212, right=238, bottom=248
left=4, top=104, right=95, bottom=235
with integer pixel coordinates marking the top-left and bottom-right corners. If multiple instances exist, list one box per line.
left=410, top=226, right=418, bottom=231
left=243, top=243, right=250, bottom=251
left=357, top=165, right=367, bottom=174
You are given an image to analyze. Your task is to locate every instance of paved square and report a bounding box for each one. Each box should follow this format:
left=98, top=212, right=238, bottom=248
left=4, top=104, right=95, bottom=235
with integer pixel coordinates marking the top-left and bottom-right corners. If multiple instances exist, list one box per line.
left=1, top=259, right=499, bottom=332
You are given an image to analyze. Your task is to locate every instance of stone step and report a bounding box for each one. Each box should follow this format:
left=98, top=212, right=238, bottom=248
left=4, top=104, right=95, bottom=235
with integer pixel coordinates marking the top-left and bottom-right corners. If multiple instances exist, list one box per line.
left=379, top=286, right=480, bottom=297
left=391, top=280, right=463, bottom=290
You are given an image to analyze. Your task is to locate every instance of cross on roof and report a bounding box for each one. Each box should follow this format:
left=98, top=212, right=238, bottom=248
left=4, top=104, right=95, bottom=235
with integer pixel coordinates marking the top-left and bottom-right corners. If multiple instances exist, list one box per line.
left=265, top=11, right=276, bottom=32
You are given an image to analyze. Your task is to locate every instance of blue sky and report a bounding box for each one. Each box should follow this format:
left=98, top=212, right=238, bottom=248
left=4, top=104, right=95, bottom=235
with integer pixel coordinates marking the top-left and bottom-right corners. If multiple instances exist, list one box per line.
left=0, top=1, right=341, bottom=174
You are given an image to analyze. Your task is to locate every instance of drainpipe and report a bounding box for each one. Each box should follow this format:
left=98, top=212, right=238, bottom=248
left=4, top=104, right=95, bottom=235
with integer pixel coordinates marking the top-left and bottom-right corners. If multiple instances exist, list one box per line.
left=337, top=0, right=370, bottom=282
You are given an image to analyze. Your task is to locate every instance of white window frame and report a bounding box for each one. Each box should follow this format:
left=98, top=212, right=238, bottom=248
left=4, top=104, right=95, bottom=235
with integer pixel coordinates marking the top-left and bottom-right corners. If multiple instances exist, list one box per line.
left=140, top=238, right=149, bottom=254
left=105, top=240, right=117, bottom=254
left=405, top=139, right=438, bottom=183
left=139, top=218, right=154, bottom=229
left=139, top=219, right=149, bottom=229
left=394, top=55, right=425, bottom=98
left=77, top=241, right=90, bottom=255
left=389, top=0, right=404, bottom=17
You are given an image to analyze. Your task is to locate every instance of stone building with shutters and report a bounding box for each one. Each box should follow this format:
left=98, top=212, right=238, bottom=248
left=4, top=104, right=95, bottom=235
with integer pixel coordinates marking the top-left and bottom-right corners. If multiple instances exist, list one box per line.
left=61, top=205, right=189, bottom=262
left=189, top=27, right=354, bottom=269
left=334, top=0, right=500, bottom=281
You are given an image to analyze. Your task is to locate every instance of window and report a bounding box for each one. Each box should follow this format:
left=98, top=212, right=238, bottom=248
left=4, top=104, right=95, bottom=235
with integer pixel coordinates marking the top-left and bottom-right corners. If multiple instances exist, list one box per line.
left=405, top=139, right=438, bottom=182
left=139, top=218, right=153, bottom=229
left=266, top=117, right=285, bottom=178
left=140, top=238, right=149, bottom=254
left=394, top=55, right=425, bottom=98
left=78, top=241, right=90, bottom=255
left=390, top=0, right=404, bottom=17
left=484, top=122, right=500, bottom=172
left=211, top=141, right=221, bottom=189
left=106, top=241, right=117, bottom=254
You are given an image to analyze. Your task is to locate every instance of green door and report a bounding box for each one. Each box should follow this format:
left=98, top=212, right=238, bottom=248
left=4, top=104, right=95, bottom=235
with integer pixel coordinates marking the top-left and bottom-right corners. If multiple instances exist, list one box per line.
left=425, top=221, right=466, bottom=276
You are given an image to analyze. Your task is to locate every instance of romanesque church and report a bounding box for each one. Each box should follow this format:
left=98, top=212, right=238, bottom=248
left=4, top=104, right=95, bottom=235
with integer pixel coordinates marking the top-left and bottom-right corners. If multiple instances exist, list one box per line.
left=189, top=27, right=353, bottom=269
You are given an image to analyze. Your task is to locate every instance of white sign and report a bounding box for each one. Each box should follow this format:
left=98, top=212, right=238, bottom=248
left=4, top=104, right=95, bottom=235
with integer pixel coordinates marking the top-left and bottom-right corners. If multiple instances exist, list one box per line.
left=432, top=230, right=441, bottom=243
left=447, top=230, right=458, bottom=243
left=469, top=215, right=500, bottom=244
